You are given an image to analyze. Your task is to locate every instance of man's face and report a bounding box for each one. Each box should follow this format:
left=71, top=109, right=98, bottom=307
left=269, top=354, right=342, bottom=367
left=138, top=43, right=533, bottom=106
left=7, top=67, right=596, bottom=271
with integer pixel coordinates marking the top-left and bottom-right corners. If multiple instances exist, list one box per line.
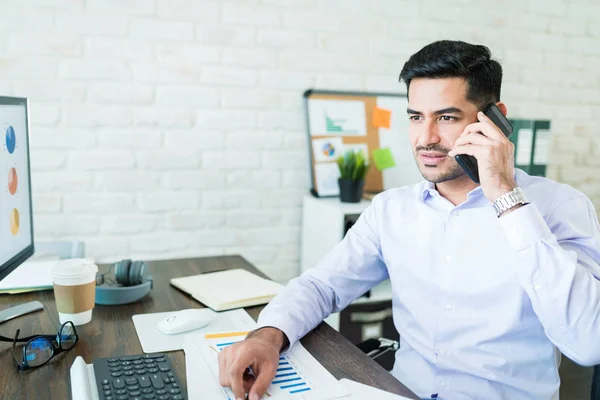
left=407, top=77, right=480, bottom=184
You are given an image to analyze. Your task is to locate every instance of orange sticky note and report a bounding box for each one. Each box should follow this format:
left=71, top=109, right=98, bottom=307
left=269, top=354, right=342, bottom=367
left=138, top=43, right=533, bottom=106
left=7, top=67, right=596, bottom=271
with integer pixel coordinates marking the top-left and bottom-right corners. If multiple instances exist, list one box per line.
left=372, top=107, right=391, bottom=129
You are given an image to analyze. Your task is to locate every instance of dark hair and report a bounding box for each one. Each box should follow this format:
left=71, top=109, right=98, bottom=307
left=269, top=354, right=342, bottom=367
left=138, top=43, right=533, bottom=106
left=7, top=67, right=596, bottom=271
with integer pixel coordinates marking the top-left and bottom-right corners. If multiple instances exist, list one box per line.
left=399, top=40, right=502, bottom=108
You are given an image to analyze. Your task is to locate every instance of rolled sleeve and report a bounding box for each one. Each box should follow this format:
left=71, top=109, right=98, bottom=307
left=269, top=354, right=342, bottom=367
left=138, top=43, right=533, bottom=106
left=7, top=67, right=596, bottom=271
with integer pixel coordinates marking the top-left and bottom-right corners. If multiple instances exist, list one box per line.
left=498, top=203, right=553, bottom=251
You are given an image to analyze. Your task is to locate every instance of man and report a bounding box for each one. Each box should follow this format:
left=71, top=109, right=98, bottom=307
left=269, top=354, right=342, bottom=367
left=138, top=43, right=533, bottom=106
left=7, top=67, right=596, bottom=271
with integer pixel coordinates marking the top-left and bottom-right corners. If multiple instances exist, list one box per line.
left=218, top=40, right=600, bottom=400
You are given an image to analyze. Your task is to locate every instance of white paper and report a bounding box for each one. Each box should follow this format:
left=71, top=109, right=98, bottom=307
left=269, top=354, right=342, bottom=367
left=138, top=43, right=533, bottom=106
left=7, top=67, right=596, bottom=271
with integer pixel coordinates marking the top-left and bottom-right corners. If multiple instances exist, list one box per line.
left=184, top=336, right=233, bottom=400
left=185, top=330, right=349, bottom=400
left=132, top=308, right=257, bottom=353
left=314, top=163, right=341, bottom=197
left=533, top=129, right=551, bottom=165
left=0, top=259, right=56, bottom=291
left=308, top=99, right=367, bottom=136
left=312, top=137, right=344, bottom=162
left=516, top=128, right=533, bottom=165
left=338, top=379, right=413, bottom=400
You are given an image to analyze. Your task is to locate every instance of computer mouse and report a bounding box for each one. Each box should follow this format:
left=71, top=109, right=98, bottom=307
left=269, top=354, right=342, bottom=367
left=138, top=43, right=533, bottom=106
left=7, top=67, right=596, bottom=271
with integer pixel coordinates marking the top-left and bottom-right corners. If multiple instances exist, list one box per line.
left=156, top=309, right=212, bottom=335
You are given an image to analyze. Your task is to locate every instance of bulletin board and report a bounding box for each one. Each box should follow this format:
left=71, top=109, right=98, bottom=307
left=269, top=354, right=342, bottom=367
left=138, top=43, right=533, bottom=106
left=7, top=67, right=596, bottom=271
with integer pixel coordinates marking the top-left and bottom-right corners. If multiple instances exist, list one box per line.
left=303, top=89, right=421, bottom=198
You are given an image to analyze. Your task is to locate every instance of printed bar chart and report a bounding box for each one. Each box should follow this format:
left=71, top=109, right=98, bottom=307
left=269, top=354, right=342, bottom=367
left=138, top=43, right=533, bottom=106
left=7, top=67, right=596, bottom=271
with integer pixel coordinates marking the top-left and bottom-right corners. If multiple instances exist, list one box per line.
left=192, top=330, right=348, bottom=400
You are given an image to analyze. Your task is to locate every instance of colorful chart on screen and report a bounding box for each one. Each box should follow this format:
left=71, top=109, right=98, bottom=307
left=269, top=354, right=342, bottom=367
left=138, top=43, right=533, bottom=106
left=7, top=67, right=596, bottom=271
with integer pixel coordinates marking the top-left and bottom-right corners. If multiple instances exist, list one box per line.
left=10, top=208, right=19, bottom=236
left=5, top=125, right=16, bottom=154
left=8, top=168, right=17, bottom=195
left=0, top=102, right=33, bottom=269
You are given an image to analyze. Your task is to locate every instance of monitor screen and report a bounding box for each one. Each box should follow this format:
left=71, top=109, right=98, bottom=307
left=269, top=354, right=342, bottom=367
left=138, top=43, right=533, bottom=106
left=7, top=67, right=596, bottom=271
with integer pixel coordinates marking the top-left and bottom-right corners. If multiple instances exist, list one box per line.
left=0, top=96, right=34, bottom=282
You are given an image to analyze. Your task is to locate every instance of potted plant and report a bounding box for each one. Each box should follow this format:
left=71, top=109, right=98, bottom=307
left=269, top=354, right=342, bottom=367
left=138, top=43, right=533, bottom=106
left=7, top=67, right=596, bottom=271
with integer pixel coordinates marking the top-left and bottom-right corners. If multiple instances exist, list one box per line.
left=336, top=149, right=371, bottom=203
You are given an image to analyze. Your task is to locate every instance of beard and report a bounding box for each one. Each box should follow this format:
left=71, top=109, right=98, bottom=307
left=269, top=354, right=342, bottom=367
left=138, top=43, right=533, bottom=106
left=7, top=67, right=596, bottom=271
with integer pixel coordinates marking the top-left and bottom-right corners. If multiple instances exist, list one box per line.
left=413, top=144, right=467, bottom=184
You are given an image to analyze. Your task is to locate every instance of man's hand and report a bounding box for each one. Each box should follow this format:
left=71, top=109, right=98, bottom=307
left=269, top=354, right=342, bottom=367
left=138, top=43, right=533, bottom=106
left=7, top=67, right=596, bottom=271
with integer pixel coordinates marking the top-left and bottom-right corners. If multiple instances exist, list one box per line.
left=449, top=111, right=516, bottom=202
left=218, top=327, right=287, bottom=400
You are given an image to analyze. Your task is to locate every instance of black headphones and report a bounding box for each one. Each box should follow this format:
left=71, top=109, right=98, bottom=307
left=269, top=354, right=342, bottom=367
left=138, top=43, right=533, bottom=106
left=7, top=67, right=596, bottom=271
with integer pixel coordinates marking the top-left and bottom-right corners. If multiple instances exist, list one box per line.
left=95, top=259, right=153, bottom=305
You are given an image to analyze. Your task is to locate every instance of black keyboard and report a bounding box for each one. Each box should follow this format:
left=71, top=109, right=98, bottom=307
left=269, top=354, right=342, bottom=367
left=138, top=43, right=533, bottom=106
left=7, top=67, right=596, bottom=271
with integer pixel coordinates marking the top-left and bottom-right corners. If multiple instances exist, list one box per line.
left=92, top=353, right=185, bottom=400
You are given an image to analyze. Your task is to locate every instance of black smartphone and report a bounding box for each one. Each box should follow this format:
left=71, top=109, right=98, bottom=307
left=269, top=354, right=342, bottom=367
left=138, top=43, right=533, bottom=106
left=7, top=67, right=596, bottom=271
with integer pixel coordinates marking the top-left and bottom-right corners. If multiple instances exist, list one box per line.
left=454, top=103, right=514, bottom=183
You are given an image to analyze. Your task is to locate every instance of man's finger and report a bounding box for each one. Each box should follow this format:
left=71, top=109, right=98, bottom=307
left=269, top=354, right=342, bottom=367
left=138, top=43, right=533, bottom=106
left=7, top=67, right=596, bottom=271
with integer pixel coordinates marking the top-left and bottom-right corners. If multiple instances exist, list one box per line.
left=449, top=144, right=485, bottom=159
left=218, top=351, right=229, bottom=386
left=230, top=362, right=249, bottom=400
left=249, top=363, right=276, bottom=400
left=476, top=111, right=506, bottom=140
left=454, top=132, right=493, bottom=148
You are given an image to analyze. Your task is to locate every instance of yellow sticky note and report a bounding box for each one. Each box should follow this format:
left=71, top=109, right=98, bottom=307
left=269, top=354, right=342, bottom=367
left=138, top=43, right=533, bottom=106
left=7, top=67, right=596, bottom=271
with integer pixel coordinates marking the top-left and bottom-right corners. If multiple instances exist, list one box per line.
left=372, top=148, right=396, bottom=171
left=372, top=107, right=392, bottom=129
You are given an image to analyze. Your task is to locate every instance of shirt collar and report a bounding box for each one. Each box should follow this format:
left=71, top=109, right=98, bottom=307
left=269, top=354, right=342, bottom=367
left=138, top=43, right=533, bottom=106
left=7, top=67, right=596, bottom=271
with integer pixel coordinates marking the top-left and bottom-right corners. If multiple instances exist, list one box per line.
left=420, top=180, right=436, bottom=202
left=419, top=169, right=521, bottom=204
left=419, top=180, right=485, bottom=203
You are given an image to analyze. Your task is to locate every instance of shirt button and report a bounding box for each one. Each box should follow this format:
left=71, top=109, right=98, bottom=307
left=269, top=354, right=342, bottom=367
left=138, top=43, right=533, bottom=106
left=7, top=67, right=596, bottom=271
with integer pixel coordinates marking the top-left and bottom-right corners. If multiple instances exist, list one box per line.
left=440, top=381, right=446, bottom=387
left=534, top=284, right=542, bottom=291
left=446, top=255, right=452, bottom=262
left=445, top=304, right=452, bottom=310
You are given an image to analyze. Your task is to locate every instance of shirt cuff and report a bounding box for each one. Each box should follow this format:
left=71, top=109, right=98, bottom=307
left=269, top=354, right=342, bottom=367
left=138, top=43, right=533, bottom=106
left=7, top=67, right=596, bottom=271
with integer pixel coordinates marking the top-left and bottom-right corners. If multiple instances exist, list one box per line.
left=256, top=311, right=300, bottom=352
left=498, top=203, right=553, bottom=251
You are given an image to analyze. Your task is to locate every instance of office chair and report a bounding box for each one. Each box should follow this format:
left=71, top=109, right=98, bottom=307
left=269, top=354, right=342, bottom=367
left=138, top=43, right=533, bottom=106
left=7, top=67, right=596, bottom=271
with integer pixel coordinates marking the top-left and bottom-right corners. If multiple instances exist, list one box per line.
left=357, top=339, right=600, bottom=400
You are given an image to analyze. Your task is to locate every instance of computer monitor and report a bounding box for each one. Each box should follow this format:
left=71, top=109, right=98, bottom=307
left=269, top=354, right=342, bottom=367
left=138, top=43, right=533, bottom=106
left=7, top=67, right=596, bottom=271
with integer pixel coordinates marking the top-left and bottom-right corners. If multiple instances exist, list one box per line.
left=0, top=96, right=34, bottom=283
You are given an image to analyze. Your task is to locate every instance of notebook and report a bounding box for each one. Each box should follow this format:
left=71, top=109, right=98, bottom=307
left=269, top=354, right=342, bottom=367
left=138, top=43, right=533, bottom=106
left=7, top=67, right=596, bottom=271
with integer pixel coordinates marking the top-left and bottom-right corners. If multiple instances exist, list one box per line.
left=170, top=269, right=283, bottom=311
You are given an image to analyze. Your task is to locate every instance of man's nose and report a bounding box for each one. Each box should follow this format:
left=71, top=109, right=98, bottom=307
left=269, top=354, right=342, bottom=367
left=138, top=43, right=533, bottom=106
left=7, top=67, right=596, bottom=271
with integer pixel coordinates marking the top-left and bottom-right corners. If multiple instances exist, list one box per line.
left=418, top=121, right=441, bottom=147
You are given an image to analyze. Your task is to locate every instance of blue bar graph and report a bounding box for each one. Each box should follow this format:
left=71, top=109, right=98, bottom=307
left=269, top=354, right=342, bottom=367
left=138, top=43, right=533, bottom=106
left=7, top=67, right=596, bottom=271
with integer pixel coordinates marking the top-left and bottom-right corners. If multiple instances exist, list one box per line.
left=290, top=387, right=312, bottom=394
left=271, top=377, right=301, bottom=385
left=271, top=355, right=312, bottom=396
left=216, top=341, right=235, bottom=347
left=274, top=372, right=297, bottom=378
left=281, top=382, right=307, bottom=390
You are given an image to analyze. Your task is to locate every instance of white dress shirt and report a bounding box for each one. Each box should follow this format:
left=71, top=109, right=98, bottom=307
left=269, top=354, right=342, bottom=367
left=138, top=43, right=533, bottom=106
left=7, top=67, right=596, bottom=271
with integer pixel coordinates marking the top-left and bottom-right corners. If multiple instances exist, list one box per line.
left=257, top=169, right=600, bottom=400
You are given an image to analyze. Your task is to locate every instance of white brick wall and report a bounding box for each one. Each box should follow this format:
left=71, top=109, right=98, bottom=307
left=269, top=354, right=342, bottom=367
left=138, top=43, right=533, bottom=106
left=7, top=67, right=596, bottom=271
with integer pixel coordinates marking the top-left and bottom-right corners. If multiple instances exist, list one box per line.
left=2, top=0, right=599, bottom=282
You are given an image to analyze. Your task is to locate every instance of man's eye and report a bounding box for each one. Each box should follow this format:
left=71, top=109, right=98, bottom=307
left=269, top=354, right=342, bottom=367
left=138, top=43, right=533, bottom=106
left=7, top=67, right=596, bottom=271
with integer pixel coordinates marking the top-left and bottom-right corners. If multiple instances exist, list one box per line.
left=439, top=115, right=456, bottom=121
left=409, top=115, right=421, bottom=121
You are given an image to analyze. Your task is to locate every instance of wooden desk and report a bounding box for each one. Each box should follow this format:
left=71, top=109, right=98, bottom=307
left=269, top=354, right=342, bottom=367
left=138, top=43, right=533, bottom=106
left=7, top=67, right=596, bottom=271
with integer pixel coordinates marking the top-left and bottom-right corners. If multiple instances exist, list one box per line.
left=0, top=255, right=418, bottom=399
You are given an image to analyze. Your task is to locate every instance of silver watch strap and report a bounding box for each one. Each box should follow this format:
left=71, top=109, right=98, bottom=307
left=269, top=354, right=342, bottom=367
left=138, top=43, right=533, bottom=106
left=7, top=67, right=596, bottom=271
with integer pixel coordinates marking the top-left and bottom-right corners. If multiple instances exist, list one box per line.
left=492, top=187, right=530, bottom=217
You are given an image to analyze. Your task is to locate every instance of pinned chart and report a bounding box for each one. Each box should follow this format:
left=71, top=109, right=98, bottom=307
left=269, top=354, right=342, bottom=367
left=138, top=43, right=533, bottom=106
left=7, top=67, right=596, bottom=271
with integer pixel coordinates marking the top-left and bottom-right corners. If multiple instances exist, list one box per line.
left=312, top=138, right=343, bottom=163
left=308, top=99, right=367, bottom=137
left=185, top=330, right=348, bottom=400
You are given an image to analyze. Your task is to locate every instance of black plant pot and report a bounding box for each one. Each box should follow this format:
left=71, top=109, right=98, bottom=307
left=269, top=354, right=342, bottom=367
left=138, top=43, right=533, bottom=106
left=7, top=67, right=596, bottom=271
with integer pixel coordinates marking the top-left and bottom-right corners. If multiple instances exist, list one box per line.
left=338, top=178, right=365, bottom=203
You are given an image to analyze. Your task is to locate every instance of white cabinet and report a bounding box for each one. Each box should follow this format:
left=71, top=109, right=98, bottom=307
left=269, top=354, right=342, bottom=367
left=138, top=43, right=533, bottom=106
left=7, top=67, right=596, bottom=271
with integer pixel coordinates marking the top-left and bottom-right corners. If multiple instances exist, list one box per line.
left=300, top=194, right=371, bottom=274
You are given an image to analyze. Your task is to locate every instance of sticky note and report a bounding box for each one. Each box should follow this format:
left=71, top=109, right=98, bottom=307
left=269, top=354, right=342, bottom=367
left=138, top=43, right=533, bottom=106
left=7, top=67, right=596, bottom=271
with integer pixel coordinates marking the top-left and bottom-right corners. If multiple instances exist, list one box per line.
left=372, top=148, right=396, bottom=170
left=372, top=107, right=392, bottom=129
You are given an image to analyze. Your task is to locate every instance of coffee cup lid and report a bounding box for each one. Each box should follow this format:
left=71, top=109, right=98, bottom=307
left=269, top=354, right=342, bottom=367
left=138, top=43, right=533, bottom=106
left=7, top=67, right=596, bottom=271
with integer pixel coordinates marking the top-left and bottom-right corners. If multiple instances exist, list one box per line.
left=52, top=258, right=98, bottom=280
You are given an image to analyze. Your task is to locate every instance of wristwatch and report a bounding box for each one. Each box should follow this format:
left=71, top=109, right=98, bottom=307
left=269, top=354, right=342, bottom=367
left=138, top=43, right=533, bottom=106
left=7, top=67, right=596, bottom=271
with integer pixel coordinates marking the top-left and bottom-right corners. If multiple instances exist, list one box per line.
left=492, top=187, right=530, bottom=217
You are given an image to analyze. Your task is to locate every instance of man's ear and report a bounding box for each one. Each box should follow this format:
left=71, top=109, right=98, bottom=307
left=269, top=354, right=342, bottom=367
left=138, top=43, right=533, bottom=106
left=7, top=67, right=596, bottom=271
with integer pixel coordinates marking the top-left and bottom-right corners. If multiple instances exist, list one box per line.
left=496, top=102, right=508, bottom=116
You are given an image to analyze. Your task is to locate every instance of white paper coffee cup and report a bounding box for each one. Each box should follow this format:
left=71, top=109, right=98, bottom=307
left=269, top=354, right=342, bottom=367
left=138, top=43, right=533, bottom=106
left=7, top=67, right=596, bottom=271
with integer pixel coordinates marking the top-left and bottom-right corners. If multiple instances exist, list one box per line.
left=52, top=259, right=98, bottom=326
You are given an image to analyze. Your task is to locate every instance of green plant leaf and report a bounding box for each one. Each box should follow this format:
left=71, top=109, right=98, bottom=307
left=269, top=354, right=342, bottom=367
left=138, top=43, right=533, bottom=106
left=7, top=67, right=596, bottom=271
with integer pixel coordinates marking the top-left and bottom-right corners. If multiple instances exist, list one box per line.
left=336, top=149, right=370, bottom=181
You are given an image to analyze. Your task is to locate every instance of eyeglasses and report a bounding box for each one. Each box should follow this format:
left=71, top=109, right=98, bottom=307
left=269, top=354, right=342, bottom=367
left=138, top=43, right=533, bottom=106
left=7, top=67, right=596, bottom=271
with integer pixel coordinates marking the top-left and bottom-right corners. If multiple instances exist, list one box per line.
left=0, top=321, right=79, bottom=371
